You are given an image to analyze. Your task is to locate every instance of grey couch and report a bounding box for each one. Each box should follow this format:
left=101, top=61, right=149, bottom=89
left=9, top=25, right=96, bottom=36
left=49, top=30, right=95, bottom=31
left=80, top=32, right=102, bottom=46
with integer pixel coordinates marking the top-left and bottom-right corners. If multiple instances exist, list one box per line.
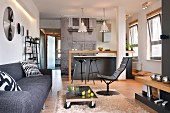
left=0, top=62, right=52, bottom=113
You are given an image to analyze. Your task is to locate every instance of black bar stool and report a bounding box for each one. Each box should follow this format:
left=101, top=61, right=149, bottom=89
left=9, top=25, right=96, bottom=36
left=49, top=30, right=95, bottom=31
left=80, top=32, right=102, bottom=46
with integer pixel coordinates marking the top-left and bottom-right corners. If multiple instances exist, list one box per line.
left=88, top=58, right=99, bottom=84
left=72, top=58, right=87, bottom=84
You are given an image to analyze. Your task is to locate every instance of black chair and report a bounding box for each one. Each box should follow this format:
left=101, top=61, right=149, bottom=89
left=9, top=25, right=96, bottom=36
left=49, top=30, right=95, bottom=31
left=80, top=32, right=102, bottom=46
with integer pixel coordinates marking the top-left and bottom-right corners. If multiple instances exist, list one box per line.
left=72, top=59, right=87, bottom=84
left=88, top=58, right=99, bottom=84
left=96, top=57, right=129, bottom=96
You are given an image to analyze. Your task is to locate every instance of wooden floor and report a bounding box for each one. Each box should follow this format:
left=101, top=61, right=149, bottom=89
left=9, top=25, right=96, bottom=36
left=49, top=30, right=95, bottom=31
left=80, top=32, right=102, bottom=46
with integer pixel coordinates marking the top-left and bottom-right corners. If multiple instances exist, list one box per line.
left=41, top=70, right=157, bottom=113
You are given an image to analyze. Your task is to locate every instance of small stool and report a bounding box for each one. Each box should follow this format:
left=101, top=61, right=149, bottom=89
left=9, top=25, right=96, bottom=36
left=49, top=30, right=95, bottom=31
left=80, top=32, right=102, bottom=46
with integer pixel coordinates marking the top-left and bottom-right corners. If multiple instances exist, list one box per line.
left=72, top=59, right=87, bottom=84
left=88, top=59, right=99, bottom=84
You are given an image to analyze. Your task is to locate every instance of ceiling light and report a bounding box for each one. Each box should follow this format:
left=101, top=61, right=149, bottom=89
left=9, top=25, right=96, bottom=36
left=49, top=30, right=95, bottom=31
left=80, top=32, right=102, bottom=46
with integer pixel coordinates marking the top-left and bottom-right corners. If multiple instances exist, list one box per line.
left=100, top=8, right=109, bottom=32
left=142, top=2, right=151, bottom=10
left=78, top=8, right=87, bottom=32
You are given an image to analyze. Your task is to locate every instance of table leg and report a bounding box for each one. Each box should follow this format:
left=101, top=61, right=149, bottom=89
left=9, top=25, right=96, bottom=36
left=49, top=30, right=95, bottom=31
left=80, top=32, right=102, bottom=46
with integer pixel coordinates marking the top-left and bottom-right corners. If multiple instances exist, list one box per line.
left=68, top=52, right=71, bottom=81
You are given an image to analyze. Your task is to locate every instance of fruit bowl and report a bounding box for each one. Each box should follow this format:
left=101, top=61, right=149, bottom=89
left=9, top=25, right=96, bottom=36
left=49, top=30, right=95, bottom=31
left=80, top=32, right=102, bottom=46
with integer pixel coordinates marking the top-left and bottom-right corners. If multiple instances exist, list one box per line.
left=98, top=47, right=103, bottom=51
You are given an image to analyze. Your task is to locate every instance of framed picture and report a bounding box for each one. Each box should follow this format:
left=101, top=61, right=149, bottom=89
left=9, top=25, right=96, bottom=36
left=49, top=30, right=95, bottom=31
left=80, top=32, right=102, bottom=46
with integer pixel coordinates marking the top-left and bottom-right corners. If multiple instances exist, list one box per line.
left=21, top=25, right=24, bottom=36
left=26, top=46, right=32, bottom=53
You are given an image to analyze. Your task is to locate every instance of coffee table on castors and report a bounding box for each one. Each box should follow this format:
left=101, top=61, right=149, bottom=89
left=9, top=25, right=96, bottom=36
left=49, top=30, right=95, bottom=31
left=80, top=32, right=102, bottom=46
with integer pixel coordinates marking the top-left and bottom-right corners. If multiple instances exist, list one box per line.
left=64, top=86, right=98, bottom=109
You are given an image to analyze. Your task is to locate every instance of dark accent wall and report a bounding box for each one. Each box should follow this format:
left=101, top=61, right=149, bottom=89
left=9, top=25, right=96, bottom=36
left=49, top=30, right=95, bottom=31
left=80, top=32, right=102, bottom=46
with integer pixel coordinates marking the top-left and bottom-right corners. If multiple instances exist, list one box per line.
left=61, top=18, right=97, bottom=75
left=162, top=0, right=170, bottom=77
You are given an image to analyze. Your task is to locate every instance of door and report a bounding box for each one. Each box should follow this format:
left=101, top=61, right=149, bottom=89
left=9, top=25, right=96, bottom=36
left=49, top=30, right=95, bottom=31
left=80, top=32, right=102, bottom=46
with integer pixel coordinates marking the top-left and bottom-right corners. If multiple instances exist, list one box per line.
left=47, top=36, right=56, bottom=69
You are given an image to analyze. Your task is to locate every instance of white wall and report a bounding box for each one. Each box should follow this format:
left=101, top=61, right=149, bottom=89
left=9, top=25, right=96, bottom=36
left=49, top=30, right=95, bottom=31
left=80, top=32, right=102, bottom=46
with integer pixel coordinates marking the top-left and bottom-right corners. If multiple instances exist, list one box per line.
left=126, top=0, right=161, bottom=74
left=40, top=19, right=61, bottom=29
left=0, top=0, right=39, bottom=64
left=96, top=20, right=117, bottom=56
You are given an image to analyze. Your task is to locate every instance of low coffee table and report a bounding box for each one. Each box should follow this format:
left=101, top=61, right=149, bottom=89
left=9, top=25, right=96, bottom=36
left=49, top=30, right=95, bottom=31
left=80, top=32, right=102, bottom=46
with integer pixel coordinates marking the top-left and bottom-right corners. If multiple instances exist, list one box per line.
left=64, top=86, right=98, bottom=109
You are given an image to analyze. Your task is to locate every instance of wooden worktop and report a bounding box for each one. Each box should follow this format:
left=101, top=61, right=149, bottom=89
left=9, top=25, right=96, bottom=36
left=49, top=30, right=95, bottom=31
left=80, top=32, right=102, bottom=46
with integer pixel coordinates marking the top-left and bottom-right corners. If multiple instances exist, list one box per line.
left=135, top=76, right=170, bottom=93
left=74, top=56, right=116, bottom=58
left=69, top=50, right=117, bottom=54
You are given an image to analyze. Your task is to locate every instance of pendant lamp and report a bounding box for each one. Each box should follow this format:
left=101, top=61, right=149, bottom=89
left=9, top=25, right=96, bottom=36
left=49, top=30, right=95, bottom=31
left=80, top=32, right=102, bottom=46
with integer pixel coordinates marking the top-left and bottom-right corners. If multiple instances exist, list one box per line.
left=100, top=8, right=109, bottom=32
left=78, top=8, right=87, bottom=32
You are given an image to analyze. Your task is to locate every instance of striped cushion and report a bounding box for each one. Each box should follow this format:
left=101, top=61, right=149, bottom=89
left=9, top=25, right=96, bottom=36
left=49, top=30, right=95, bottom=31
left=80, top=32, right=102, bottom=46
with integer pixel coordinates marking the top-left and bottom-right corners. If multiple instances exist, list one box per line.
left=0, top=71, right=22, bottom=91
left=20, top=61, right=42, bottom=77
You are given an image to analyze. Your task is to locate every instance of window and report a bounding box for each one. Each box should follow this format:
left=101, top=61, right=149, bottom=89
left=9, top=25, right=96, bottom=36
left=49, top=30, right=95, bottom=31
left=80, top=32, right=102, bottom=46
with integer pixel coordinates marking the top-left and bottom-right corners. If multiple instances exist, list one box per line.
left=129, top=21, right=138, bottom=58
left=147, top=9, right=162, bottom=60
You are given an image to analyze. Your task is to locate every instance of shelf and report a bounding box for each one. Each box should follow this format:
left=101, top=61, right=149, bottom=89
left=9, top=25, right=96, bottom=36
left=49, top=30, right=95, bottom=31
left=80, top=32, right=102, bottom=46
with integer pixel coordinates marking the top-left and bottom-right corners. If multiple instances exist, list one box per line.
left=135, top=93, right=170, bottom=113
left=68, top=28, right=93, bottom=32
left=135, top=76, right=170, bottom=93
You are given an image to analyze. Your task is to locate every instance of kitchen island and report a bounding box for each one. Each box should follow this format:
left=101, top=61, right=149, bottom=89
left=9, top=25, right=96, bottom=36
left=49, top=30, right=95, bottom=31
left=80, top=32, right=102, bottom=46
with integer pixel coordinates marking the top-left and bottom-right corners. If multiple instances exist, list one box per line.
left=68, top=50, right=117, bottom=81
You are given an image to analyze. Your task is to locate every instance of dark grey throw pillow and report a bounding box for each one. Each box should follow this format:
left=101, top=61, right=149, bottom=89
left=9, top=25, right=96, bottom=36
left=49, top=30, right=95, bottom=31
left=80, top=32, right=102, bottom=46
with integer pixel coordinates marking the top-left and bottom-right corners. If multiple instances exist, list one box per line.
left=0, top=71, right=22, bottom=91
left=20, top=61, right=42, bottom=77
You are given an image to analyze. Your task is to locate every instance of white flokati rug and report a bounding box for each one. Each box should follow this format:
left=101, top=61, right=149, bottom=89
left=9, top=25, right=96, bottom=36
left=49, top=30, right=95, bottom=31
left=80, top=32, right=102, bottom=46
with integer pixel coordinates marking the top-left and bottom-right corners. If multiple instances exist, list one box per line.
left=56, top=89, right=149, bottom=113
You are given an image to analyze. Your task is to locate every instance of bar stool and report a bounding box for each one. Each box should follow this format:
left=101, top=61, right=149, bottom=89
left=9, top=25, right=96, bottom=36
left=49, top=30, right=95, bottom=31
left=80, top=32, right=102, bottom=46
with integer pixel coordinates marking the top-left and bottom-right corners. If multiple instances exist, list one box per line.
left=72, top=59, right=87, bottom=84
left=88, top=58, right=99, bottom=84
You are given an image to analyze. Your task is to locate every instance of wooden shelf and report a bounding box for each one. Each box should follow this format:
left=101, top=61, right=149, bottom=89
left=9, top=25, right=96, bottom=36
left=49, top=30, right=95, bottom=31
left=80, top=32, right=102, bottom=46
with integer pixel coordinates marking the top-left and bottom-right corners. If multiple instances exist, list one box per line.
left=126, top=50, right=135, bottom=54
left=135, top=76, right=170, bottom=93
left=135, top=93, right=170, bottom=113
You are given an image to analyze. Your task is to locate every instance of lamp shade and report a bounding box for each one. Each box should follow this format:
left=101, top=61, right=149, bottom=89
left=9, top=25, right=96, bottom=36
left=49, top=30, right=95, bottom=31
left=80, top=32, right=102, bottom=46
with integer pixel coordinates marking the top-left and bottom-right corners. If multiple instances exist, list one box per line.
left=78, top=21, right=87, bottom=32
left=100, top=21, right=109, bottom=32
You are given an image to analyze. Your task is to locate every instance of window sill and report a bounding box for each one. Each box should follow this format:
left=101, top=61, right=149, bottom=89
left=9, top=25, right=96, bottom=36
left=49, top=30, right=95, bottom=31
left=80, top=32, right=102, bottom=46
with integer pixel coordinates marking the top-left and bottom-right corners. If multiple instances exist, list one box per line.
left=146, top=60, right=162, bottom=62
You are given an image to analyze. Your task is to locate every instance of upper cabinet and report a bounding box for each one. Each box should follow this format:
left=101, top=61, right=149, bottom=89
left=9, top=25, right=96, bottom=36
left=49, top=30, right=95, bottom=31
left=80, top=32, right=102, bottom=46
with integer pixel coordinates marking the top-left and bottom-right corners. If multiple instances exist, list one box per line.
left=67, top=18, right=93, bottom=32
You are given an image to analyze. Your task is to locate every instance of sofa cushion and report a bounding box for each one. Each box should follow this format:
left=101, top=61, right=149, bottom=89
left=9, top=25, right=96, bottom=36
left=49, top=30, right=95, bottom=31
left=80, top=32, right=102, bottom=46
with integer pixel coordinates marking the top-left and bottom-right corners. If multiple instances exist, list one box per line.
left=17, top=75, right=52, bottom=113
left=20, top=61, right=42, bottom=77
left=0, top=62, right=25, bottom=81
left=0, top=71, right=22, bottom=91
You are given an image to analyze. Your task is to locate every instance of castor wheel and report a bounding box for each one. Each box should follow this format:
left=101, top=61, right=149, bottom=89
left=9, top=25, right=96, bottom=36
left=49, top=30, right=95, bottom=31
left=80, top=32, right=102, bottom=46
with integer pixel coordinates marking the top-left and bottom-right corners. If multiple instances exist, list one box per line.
left=89, top=101, right=96, bottom=108
left=64, top=102, right=71, bottom=109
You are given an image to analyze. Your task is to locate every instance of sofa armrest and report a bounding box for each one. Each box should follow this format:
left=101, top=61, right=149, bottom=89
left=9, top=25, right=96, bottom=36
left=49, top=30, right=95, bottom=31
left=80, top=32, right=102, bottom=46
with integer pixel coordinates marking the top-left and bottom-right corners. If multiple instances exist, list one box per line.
left=39, top=69, right=52, bottom=75
left=0, top=91, right=33, bottom=113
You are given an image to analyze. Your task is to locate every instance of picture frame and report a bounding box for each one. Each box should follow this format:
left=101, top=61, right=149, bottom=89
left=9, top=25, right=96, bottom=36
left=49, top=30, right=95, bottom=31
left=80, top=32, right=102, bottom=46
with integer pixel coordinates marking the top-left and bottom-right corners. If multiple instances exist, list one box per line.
left=21, top=25, right=24, bottom=36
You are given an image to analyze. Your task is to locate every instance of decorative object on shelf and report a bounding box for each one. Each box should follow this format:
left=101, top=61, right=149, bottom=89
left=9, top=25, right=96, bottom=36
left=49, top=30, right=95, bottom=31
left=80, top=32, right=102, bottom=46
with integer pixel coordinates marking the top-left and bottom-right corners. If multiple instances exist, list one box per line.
left=126, top=43, right=130, bottom=50
left=129, top=44, right=135, bottom=51
left=98, top=46, right=103, bottom=51
left=17, top=23, right=21, bottom=34
left=3, top=7, right=15, bottom=41
left=105, top=48, right=111, bottom=51
left=156, top=75, right=162, bottom=82
left=21, top=25, right=24, bottom=36
left=100, top=8, right=109, bottom=32
left=78, top=8, right=87, bottom=32
left=150, top=74, right=158, bottom=80
left=162, top=76, right=170, bottom=84
left=26, top=46, right=32, bottom=53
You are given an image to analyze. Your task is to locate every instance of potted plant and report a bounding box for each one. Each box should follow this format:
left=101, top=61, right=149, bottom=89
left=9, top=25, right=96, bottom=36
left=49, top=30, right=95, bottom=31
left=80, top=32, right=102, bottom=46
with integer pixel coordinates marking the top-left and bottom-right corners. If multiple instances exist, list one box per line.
left=126, top=43, right=130, bottom=50
left=129, top=44, right=135, bottom=51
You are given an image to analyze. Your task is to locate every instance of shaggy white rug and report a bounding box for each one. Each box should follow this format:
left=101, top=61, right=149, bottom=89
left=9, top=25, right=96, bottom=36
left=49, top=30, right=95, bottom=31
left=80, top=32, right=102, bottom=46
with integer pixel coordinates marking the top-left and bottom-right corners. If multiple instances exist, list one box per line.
left=56, top=89, right=149, bottom=113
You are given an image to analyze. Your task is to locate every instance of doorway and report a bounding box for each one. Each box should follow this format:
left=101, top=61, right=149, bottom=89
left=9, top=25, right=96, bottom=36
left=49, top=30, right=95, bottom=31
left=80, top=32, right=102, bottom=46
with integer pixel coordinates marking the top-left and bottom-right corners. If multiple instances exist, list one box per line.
left=47, top=35, right=61, bottom=69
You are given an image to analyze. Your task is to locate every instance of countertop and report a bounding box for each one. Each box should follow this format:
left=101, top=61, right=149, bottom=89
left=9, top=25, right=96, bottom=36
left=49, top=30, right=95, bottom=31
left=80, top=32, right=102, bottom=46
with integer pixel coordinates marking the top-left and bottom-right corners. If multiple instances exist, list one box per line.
left=74, top=56, right=116, bottom=58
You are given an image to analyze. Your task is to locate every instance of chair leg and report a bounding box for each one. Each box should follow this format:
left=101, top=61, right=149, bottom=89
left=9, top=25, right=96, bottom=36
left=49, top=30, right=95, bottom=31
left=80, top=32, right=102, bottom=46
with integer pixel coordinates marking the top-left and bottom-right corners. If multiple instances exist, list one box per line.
left=106, top=83, right=110, bottom=95
left=91, top=64, right=95, bottom=85
left=71, top=63, right=76, bottom=84
left=80, top=62, right=83, bottom=82
left=88, top=61, right=92, bottom=82
left=95, top=60, right=99, bottom=73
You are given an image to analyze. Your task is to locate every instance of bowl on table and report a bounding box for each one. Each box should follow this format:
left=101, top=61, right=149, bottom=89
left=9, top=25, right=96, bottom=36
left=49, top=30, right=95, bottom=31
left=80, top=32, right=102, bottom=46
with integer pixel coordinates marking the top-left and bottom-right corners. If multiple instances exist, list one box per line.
left=156, top=75, right=162, bottom=82
left=162, top=76, right=170, bottom=84
left=98, top=47, right=103, bottom=51
left=150, top=74, right=157, bottom=80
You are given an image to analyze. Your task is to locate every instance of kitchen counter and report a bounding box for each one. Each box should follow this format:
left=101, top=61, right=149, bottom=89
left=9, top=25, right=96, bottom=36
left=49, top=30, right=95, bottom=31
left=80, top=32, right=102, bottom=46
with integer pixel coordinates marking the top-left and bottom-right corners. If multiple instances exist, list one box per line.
left=68, top=50, right=117, bottom=81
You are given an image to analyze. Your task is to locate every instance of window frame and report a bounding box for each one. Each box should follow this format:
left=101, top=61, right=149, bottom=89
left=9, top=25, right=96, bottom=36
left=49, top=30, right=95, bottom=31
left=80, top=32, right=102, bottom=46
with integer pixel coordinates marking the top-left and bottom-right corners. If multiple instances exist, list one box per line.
left=147, top=13, right=162, bottom=60
left=129, top=21, right=139, bottom=58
